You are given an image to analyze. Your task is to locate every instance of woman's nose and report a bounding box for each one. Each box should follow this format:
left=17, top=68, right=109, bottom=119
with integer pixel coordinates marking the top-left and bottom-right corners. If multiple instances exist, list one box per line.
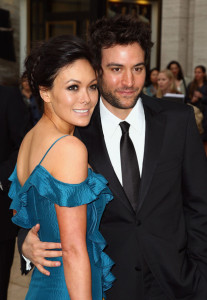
left=80, top=90, right=91, bottom=104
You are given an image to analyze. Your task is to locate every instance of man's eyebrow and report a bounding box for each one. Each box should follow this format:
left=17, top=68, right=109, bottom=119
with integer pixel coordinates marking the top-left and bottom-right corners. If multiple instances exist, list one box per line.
left=106, top=63, right=123, bottom=67
left=134, top=62, right=145, bottom=67
left=106, top=62, right=145, bottom=67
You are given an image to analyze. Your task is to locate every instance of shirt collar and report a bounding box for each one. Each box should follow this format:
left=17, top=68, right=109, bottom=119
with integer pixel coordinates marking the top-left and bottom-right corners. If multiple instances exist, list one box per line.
left=100, top=96, right=145, bottom=139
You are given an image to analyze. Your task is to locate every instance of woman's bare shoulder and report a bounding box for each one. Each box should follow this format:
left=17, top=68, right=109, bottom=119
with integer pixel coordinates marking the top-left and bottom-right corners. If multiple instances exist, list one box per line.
left=50, top=135, right=88, bottom=184
left=53, top=135, right=88, bottom=169
left=59, top=135, right=87, bottom=156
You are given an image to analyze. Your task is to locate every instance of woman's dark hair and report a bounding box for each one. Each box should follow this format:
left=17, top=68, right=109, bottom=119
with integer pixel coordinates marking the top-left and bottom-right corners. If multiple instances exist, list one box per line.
left=20, top=70, right=28, bottom=83
left=166, top=60, right=188, bottom=95
left=25, top=35, right=95, bottom=107
left=166, top=60, right=184, bottom=80
left=145, top=67, right=159, bottom=87
left=195, top=65, right=206, bottom=75
left=88, top=14, right=153, bottom=74
left=188, top=65, right=207, bottom=99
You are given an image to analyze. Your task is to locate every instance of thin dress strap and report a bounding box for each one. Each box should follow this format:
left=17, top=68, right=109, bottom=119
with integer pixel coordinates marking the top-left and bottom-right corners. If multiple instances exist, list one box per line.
left=38, top=135, right=69, bottom=165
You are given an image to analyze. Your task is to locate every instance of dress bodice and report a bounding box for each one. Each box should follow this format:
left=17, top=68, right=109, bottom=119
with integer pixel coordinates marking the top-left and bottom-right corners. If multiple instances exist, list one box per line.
left=8, top=136, right=115, bottom=299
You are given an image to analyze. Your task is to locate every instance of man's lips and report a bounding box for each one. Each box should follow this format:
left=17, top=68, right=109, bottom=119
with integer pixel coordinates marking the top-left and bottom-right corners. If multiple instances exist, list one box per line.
left=117, top=89, right=137, bottom=94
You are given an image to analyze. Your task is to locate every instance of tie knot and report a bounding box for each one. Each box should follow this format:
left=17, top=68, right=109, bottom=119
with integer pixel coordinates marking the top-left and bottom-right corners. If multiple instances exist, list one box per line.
left=120, top=121, right=130, bottom=134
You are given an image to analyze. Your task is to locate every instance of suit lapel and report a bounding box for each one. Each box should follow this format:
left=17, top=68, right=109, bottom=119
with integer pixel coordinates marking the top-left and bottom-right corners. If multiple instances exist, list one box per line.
left=78, top=96, right=166, bottom=215
left=137, top=95, right=166, bottom=213
left=78, top=104, right=133, bottom=213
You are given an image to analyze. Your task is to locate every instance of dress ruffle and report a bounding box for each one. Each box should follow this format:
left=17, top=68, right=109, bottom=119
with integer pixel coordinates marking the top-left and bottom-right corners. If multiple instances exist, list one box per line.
left=88, top=229, right=115, bottom=294
left=8, top=165, right=115, bottom=294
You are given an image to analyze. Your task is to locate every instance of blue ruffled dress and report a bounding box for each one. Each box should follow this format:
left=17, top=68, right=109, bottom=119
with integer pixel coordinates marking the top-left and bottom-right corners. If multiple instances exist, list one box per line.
left=8, top=137, right=115, bottom=300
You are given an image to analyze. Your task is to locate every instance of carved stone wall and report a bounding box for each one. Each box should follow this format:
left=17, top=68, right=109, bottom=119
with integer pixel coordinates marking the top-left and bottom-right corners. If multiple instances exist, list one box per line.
left=161, top=0, right=207, bottom=80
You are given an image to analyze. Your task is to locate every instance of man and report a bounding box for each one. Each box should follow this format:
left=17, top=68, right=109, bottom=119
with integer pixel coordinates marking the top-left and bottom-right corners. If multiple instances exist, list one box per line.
left=0, top=85, right=31, bottom=300
left=18, top=15, right=207, bottom=300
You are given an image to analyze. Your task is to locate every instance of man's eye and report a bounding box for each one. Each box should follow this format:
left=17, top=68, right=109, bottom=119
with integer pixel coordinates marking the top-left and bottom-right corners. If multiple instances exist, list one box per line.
left=68, top=85, right=78, bottom=91
left=112, top=68, right=121, bottom=72
left=134, top=67, right=143, bottom=72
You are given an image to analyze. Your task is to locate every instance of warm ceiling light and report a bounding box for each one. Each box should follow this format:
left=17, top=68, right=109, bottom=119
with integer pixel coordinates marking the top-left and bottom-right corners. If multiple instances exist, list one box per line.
left=109, top=0, right=150, bottom=4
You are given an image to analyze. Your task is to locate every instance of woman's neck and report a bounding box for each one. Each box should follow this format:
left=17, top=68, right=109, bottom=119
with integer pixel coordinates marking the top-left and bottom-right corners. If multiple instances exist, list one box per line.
left=175, top=79, right=181, bottom=86
left=43, top=112, right=74, bottom=136
left=197, top=79, right=204, bottom=87
left=162, top=88, right=170, bottom=96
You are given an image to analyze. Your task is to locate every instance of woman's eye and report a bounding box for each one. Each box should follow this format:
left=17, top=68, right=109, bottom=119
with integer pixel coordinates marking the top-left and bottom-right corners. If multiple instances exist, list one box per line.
left=67, top=85, right=78, bottom=91
left=90, top=84, right=98, bottom=90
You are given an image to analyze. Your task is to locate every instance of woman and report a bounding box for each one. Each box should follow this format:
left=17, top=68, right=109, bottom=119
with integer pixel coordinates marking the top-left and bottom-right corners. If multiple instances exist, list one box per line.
left=167, top=60, right=188, bottom=95
left=187, top=65, right=207, bottom=148
left=156, top=69, right=183, bottom=101
left=8, top=35, right=114, bottom=299
left=143, top=67, right=159, bottom=97
left=157, top=69, right=203, bottom=136
left=187, top=65, right=207, bottom=106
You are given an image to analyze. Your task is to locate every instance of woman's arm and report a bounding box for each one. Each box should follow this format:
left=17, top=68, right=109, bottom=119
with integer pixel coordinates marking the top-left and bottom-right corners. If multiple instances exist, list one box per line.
left=55, top=204, right=91, bottom=300
left=199, top=85, right=207, bottom=104
left=53, top=136, right=92, bottom=300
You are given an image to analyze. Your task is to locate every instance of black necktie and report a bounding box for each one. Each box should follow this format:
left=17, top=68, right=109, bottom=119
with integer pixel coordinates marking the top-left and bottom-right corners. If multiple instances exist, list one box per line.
left=120, top=121, right=141, bottom=211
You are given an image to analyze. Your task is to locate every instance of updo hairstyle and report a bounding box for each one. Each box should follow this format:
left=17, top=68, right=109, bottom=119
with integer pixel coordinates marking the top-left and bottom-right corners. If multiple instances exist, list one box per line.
left=24, top=35, right=95, bottom=107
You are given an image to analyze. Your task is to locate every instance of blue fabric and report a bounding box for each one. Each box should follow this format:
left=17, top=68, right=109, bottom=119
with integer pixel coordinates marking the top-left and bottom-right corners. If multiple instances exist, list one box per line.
left=8, top=165, right=115, bottom=299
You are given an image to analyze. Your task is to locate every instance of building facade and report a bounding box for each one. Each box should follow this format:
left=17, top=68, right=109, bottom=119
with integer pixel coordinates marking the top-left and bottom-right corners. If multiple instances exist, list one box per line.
left=161, top=0, right=207, bottom=79
left=0, top=0, right=207, bottom=85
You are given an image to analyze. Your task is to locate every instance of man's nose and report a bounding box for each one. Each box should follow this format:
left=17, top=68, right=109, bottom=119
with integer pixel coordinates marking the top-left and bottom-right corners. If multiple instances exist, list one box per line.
left=122, top=71, right=134, bottom=87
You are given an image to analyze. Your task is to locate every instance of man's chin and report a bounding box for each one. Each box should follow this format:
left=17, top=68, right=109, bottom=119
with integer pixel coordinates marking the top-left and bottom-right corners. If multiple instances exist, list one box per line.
left=118, top=103, right=137, bottom=110
left=115, top=94, right=141, bottom=108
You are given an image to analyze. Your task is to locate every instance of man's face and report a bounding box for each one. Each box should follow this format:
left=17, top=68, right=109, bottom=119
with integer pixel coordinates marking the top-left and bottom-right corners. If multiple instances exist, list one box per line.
left=98, top=43, right=146, bottom=119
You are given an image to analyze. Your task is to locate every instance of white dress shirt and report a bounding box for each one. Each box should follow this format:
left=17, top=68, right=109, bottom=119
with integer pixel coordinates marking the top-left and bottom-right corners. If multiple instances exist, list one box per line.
left=100, top=97, right=146, bottom=185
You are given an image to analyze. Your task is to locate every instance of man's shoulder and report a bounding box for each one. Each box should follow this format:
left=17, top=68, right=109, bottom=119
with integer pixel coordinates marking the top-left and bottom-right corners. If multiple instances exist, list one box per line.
left=141, top=93, right=191, bottom=116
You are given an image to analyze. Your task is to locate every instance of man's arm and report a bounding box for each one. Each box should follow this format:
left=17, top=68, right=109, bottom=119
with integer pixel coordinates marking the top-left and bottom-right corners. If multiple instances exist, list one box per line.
left=182, top=107, right=207, bottom=282
left=17, top=228, right=32, bottom=274
left=18, top=224, right=62, bottom=276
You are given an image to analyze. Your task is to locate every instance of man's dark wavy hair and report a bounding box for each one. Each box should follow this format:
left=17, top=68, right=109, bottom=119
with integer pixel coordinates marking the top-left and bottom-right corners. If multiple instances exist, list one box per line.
left=88, top=14, right=153, bottom=74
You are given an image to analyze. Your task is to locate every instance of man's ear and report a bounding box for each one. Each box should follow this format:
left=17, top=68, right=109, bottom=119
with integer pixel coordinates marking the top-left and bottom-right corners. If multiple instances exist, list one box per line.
left=39, top=86, right=51, bottom=103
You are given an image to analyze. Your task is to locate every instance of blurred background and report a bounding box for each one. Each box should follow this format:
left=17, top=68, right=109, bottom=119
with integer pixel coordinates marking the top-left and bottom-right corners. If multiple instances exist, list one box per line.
left=0, top=0, right=207, bottom=86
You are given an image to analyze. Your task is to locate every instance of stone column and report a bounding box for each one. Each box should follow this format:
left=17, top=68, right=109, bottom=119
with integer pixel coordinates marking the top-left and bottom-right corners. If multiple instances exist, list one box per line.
left=187, top=0, right=207, bottom=78
left=0, top=0, right=20, bottom=85
left=160, top=0, right=189, bottom=76
left=161, top=0, right=207, bottom=80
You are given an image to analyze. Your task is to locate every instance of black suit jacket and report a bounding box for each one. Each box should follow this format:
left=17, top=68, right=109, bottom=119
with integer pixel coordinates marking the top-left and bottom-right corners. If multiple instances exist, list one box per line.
left=0, top=85, right=30, bottom=241
left=78, top=93, right=207, bottom=300
left=18, top=94, right=207, bottom=299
